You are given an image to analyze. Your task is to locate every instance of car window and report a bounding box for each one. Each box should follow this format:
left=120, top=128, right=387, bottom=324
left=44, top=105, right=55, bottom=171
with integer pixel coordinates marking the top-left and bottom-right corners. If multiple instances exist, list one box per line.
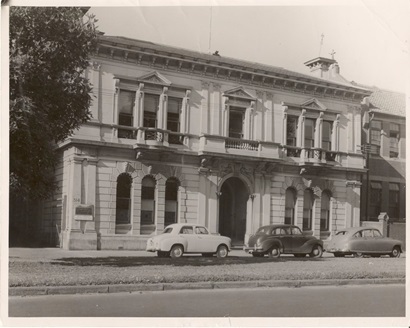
left=163, top=227, right=173, bottom=234
left=256, top=227, right=270, bottom=235
left=280, top=228, right=290, bottom=235
left=353, top=231, right=363, bottom=238
left=291, top=227, right=302, bottom=235
left=373, top=229, right=382, bottom=237
left=362, top=229, right=373, bottom=238
left=336, top=231, right=347, bottom=236
left=272, top=228, right=283, bottom=235
left=180, top=226, right=194, bottom=234
left=195, top=227, right=208, bottom=234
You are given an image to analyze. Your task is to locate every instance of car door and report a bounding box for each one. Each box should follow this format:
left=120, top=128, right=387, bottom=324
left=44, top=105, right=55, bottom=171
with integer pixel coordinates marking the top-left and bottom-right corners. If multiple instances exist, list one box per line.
left=369, top=229, right=392, bottom=253
left=290, top=226, right=307, bottom=251
left=277, top=227, right=293, bottom=253
left=178, top=226, right=200, bottom=253
left=350, top=229, right=373, bottom=252
left=194, top=226, right=215, bottom=253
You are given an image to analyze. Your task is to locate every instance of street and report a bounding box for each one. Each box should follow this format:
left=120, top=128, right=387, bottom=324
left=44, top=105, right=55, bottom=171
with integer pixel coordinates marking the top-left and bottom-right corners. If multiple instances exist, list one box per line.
left=9, top=284, right=405, bottom=317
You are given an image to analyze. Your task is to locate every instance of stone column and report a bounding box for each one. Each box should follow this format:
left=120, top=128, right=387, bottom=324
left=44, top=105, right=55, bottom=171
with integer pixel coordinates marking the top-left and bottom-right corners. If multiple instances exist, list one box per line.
left=197, top=173, right=208, bottom=226
left=255, top=91, right=264, bottom=141
left=315, top=112, right=323, bottom=148
left=156, top=178, right=166, bottom=233
left=208, top=174, right=219, bottom=233
left=200, top=81, right=210, bottom=134
left=90, top=62, right=101, bottom=122
left=211, top=83, right=221, bottom=136
left=346, top=180, right=362, bottom=228
left=332, top=114, right=340, bottom=151
left=253, top=174, right=263, bottom=228
left=158, top=87, right=168, bottom=130
left=262, top=174, right=271, bottom=226
left=134, top=83, right=144, bottom=128
left=282, top=106, right=288, bottom=145
left=181, top=90, right=191, bottom=133
left=298, top=109, right=306, bottom=148
left=245, top=194, right=255, bottom=244
left=244, top=101, right=255, bottom=140
left=222, top=96, right=229, bottom=137
left=112, top=78, right=120, bottom=139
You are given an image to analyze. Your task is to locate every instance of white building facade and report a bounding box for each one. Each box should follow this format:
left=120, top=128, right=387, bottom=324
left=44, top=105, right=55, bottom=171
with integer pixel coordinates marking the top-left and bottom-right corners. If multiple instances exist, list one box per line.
left=42, top=35, right=372, bottom=250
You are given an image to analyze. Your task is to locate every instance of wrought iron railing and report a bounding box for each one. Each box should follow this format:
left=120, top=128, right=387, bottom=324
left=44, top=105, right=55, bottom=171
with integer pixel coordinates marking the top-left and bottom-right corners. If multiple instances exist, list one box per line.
left=225, top=137, right=259, bottom=151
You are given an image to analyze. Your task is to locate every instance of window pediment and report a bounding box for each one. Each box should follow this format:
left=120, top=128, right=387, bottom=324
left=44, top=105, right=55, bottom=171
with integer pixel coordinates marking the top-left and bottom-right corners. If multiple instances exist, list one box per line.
left=223, top=86, right=255, bottom=101
left=301, top=98, right=327, bottom=111
left=138, top=71, right=171, bottom=86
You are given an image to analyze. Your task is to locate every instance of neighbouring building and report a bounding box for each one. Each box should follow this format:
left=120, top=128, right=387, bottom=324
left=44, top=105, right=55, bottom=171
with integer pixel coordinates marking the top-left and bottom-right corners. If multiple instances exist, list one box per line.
left=32, top=34, right=375, bottom=250
left=359, top=86, right=406, bottom=246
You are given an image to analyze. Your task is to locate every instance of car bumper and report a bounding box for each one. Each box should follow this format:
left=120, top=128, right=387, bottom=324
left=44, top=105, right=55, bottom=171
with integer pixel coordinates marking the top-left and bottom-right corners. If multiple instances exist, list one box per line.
left=243, top=245, right=265, bottom=254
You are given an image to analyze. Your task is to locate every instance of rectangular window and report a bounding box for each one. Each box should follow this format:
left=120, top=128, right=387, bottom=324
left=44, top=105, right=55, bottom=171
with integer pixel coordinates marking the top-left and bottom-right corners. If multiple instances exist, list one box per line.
left=229, top=107, right=244, bottom=139
left=286, top=116, right=298, bottom=146
left=389, top=123, right=399, bottom=158
left=389, top=183, right=400, bottom=219
left=369, top=181, right=382, bottom=220
left=144, top=94, right=159, bottom=128
left=167, top=97, right=182, bottom=145
left=118, top=90, right=135, bottom=139
left=322, top=121, right=332, bottom=151
left=370, top=120, right=381, bottom=155
left=304, top=118, right=315, bottom=148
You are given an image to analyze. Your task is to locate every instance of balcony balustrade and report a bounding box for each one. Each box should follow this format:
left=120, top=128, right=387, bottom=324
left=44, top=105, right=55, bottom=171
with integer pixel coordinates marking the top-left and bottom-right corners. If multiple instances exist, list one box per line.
left=225, top=137, right=259, bottom=151
left=283, top=146, right=341, bottom=163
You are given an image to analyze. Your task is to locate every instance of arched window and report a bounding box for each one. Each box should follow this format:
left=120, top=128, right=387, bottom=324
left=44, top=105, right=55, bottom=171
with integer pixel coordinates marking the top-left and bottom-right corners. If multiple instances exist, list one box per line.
left=141, top=176, right=156, bottom=235
left=284, top=188, right=296, bottom=225
left=115, top=173, right=132, bottom=234
left=321, top=190, right=331, bottom=231
left=303, top=189, right=314, bottom=231
left=165, top=178, right=180, bottom=227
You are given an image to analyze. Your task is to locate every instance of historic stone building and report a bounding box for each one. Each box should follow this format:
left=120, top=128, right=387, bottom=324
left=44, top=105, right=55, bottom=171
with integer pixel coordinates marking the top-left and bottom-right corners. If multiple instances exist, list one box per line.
left=38, top=35, right=373, bottom=250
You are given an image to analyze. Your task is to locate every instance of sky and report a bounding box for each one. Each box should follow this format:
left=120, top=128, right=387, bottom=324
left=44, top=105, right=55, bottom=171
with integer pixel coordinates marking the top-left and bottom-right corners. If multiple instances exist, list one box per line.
left=88, top=1, right=410, bottom=93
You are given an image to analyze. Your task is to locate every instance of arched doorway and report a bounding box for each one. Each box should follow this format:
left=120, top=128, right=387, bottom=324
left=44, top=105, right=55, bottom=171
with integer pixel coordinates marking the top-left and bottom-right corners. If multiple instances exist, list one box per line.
left=218, top=177, right=249, bottom=245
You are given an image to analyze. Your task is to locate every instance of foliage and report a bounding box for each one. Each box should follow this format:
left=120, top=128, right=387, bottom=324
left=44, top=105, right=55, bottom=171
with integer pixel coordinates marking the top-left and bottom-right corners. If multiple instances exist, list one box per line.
left=9, top=7, right=98, bottom=200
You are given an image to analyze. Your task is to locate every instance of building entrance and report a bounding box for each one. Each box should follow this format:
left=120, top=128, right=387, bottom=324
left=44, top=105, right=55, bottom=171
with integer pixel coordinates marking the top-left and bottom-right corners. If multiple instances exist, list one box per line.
left=218, top=177, right=248, bottom=246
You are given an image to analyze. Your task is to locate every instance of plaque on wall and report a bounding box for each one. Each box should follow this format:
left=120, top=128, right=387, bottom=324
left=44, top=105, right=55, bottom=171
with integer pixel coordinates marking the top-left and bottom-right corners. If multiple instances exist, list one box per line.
left=75, top=205, right=94, bottom=221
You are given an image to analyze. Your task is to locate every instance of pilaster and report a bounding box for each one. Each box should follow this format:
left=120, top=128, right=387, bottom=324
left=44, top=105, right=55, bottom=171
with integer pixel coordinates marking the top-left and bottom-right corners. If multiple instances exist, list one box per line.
left=200, top=81, right=210, bottom=134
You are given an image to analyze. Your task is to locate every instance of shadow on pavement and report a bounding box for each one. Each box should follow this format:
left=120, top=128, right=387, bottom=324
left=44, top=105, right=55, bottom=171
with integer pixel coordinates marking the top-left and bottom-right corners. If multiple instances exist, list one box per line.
left=51, top=255, right=326, bottom=267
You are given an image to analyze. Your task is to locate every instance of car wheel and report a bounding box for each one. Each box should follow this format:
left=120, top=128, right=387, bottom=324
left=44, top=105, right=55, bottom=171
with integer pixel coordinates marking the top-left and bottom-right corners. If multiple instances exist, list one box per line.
left=309, top=245, right=323, bottom=258
left=170, top=245, right=184, bottom=258
left=353, top=252, right=363, bottom=258
left=390, top=246, right=401, bottom=258
left=216, top=245, right=229, bottom=258
left=268, top=246, right=281, bottom=258
left=334, top=253, right=345, bottom=258
left=294, top=254, right=306, bottom=258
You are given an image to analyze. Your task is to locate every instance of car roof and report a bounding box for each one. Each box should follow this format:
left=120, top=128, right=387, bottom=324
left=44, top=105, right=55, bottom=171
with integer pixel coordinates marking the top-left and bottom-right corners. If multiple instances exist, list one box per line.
left=258, top=224, right=299, bottom=230
left=164, top=223, right=205, bottom=229
left=336, top=226, right=381, bottom=234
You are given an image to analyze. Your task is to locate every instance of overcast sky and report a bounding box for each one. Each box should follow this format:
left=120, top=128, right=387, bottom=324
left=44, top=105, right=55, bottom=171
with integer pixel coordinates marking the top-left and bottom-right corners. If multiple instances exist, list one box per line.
left=88, top=1, right=409, bottom=93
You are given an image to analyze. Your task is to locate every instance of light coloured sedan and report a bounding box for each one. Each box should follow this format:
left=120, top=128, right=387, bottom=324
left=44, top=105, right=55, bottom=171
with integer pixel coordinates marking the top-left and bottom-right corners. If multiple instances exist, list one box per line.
left=146, top=223, right=231, bottom=258
left=326, top=227, right=403, bottom=258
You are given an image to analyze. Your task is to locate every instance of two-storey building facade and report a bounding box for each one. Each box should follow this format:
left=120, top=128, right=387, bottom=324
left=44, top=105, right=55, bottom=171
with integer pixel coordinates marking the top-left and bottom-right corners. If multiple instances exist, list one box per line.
left=39, top=35, right=372, bottom=250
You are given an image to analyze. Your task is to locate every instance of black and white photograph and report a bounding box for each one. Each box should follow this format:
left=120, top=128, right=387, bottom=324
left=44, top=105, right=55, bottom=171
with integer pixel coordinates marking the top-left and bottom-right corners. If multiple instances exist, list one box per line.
left=1, top=0, right=408, bottom=326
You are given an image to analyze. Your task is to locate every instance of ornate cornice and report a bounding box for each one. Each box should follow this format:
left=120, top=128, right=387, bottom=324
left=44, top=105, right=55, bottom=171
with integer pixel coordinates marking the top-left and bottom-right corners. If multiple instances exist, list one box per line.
left=94, top=38, right=372, bottom=103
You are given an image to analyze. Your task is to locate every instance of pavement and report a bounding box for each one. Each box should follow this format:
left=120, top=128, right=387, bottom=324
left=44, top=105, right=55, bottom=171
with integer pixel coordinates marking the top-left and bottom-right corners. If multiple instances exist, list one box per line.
left=7, top=247, right=406, bottom=297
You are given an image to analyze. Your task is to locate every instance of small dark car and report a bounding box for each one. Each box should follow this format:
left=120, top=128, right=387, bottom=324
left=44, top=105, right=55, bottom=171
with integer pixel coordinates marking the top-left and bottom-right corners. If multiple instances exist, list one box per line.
left=243, top=224, right=323, bottom=258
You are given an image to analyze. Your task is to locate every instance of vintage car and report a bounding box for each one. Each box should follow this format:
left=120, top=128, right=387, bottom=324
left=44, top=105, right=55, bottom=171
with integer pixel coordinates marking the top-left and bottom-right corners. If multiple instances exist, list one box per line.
left=146, top=223, right=231, bottom=258
left=243, top=224, right=323, bottom=258
left=326, top=227, right=403, bottom=258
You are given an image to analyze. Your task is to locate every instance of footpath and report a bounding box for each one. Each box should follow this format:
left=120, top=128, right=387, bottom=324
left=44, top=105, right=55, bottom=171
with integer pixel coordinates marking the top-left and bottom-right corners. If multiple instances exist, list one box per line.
left=8, top=248, right=405, bottom=297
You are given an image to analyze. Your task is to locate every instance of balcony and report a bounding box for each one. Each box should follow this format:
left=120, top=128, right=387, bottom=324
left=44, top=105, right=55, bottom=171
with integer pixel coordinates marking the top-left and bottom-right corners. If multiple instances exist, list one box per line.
left=282, top=146, right=341, bottom=164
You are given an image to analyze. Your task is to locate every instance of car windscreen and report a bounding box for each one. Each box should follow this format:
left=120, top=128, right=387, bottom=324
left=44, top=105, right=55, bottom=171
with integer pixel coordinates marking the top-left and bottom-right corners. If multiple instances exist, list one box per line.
left=335, top=231, right=347, bottom=236
left=163, top=227, right=173, bottom=234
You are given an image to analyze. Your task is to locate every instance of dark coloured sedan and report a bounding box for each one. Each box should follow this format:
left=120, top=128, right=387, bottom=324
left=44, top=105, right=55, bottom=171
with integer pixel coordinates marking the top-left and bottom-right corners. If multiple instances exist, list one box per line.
left=243, top=224, right=324, bottom=258
left=326, top=227, right=403, bottom=258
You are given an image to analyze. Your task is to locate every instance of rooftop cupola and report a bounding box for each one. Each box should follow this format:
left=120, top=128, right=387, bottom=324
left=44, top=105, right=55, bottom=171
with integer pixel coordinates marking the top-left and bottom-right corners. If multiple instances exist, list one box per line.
left=304, top=51, right=349, bottom=84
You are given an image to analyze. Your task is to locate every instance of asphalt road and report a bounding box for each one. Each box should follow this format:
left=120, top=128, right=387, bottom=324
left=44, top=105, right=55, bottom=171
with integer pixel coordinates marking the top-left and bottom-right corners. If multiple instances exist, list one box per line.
left=9, top=284, right=405, bottom=318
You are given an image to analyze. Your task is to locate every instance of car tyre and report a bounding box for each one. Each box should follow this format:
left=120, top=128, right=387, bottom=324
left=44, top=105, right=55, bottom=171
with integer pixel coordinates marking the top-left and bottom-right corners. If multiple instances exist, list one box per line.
left=390, top=246, right=401, bottom=258
left=216, top=245, right=229, bottom=258
left=309, top=245, right=323, bottom=258
left=268, top=246, right=281, bottom=258
left=170, top=245, right=184, bottom=258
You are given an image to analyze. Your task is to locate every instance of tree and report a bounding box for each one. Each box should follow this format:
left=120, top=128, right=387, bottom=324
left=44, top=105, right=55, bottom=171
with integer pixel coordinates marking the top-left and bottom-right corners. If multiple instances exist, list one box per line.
left=9, top=7, right=98, bottom=200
